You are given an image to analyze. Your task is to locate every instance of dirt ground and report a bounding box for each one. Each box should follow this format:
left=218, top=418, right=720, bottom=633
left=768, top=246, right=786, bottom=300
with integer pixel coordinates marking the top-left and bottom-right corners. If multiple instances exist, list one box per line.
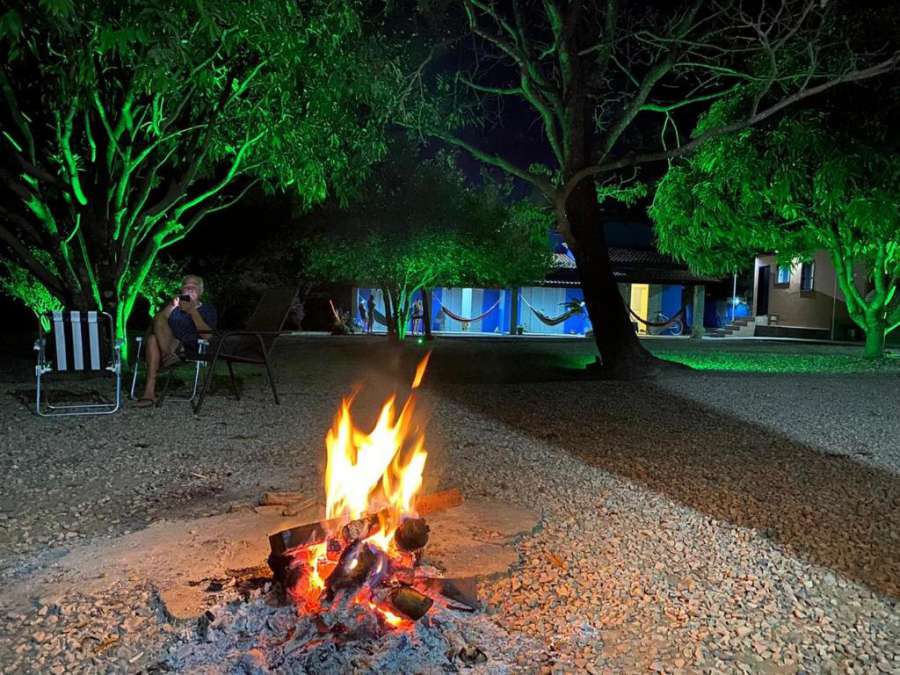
left=0, top=336, right=897, bottom=673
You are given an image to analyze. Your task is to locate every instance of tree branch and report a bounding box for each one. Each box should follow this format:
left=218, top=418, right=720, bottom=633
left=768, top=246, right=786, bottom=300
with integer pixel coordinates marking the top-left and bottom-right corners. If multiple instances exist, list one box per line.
left=563, top=53, right=900, bottom=204
left=0, top=218, right=66, bottom=297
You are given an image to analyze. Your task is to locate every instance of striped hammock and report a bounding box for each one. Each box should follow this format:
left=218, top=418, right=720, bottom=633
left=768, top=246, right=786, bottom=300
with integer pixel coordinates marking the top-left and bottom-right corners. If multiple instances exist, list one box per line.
left=520, top=295, right=586, bottom=326
left=436, top=297, right=502, bottom=323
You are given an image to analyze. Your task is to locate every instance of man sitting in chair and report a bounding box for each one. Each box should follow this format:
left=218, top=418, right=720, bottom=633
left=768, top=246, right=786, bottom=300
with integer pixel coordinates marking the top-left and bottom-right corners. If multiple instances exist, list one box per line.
left=136, top=274, right=217, bottom=407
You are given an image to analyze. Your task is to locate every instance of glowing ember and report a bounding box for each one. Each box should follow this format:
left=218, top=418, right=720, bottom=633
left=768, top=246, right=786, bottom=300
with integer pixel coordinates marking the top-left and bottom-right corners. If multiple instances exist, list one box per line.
left=281, top=354, right=434, bottom=629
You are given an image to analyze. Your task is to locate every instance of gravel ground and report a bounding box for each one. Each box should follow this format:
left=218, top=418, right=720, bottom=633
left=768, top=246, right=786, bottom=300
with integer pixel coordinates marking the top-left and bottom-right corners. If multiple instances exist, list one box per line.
left=0, top=336, right=898, bottom=673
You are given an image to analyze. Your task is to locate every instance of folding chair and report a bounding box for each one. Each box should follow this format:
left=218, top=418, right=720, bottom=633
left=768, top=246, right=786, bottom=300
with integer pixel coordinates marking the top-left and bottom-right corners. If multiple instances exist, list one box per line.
left=34, top=310, right=122, bottom=416
left=189, top=286, right=297, bottom=414
left=129, top=335, right=209, bottom=404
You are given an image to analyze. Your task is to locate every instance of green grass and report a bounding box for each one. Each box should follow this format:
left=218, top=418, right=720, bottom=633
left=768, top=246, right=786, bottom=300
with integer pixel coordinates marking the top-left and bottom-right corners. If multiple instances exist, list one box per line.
left=648, top=347, right=900, bottom=374
left=555, top=345, right=900, bottom=375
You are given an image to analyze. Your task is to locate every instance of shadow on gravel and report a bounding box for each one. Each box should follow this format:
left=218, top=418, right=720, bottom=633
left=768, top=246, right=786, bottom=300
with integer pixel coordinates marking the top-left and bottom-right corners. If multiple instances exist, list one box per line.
left=417, top=348, right=900, bottom=601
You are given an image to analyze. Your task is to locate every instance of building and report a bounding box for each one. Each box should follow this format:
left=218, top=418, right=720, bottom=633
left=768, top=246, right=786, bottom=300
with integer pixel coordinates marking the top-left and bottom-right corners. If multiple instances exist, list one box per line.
left=750, top=252, right=858, bottom=340
left=353, top=229, right=724, bottom=337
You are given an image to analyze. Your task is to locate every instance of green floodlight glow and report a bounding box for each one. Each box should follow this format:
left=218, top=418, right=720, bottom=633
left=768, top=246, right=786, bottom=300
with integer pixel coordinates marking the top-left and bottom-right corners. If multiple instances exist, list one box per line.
left=652, top=350, right=900, bottom=374
left=417, top=337, right=425, bottom=345
left=557, top=349, right=899, bottom=374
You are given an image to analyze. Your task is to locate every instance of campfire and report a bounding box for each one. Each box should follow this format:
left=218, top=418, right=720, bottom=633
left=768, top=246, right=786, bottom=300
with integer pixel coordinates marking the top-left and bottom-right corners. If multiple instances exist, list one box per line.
left=267, top=354, right=468, bottom=639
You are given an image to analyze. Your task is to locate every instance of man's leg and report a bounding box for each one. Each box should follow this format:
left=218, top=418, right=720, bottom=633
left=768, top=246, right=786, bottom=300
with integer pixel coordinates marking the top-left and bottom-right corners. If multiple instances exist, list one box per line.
left=139, top=335, right=161, bottom=401
left=139, top=312, right=177, bottom=402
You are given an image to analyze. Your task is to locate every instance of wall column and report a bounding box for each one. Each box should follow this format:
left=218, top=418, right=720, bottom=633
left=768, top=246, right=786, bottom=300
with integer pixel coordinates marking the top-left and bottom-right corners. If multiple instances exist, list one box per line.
left=509, top=287, right=519, bottom=335
left=691, top=284, right=706, bottom=339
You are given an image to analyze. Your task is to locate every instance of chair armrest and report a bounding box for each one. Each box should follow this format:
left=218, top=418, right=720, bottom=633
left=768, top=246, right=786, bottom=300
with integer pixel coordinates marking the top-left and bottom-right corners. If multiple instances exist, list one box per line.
left=205, top=330, right=294, bottom=337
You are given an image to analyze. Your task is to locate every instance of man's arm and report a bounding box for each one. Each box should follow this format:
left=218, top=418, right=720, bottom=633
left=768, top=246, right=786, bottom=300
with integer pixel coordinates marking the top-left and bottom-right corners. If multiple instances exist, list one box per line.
left=179, top=298, right=214, bottom=335
left=189, top=309, right=212, bottom=334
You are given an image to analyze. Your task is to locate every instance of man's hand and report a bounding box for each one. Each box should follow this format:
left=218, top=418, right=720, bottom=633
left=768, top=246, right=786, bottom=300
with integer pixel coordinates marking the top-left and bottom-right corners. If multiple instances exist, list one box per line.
left=178, top=296, right=198, bottom=314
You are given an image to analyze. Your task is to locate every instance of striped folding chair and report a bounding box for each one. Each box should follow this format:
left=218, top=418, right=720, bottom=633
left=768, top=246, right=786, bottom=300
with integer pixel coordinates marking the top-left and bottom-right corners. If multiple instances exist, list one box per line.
left=34, top=310, right=123, bottom=416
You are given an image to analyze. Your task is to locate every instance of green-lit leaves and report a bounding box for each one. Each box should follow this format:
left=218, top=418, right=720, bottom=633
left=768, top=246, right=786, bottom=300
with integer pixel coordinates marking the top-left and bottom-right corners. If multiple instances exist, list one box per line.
left=1, top=0, right=399, bottom=341
left=0, top=251, right=64, bottom=324
left=651, top=110, right=900, bottom=356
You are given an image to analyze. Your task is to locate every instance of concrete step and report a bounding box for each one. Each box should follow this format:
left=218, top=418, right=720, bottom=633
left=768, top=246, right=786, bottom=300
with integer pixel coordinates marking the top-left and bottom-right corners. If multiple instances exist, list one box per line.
left=708, top=317, right=756, bottom=338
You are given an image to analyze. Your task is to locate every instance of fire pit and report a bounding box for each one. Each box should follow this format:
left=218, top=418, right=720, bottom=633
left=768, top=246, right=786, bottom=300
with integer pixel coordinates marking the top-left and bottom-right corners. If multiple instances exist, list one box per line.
left=164, top=354, right=544, bottom=672
left=266, top=354, right=471, bottom=638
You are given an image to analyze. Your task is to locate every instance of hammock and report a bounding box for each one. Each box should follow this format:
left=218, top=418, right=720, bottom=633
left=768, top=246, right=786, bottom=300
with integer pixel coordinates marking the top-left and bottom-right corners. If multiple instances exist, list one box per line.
left=436, top=296, right=502, bottom=324
left=627, top=304, right=687, bottom=328
left=519, top=294, right=586, bottom=326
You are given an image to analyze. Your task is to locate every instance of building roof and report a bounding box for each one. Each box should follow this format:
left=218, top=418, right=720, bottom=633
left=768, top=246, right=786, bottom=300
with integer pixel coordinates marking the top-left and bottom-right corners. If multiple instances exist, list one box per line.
left=547, top=245, right=723, bottom=285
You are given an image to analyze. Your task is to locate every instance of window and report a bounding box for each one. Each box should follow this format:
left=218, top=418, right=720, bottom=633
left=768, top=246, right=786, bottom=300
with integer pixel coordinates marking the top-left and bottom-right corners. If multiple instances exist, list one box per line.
left=776, top=264, right=791, bottom=285
left=800, top=262, right=814, bottom=292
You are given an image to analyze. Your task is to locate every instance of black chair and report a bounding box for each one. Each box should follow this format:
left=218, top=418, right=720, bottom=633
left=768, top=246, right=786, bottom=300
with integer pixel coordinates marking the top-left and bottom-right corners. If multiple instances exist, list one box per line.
left=34, top=310, right=123, bottom=416
left=184, top=287, right=298, bottom=413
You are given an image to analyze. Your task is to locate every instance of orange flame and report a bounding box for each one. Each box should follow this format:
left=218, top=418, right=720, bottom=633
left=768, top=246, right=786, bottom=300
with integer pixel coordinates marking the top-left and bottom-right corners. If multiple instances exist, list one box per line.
left=411, top=351, right=431, bottom=389
left=323, top=353, right=431, bottom=547
left=292, top=354, right=432, bottom=618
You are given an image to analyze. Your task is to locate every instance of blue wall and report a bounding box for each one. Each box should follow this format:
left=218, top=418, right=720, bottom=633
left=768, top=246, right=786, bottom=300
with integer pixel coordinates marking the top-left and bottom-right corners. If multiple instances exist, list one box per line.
left=480, top=289, right=503, bottom=333
left=562, top=288, right=590, bottom=335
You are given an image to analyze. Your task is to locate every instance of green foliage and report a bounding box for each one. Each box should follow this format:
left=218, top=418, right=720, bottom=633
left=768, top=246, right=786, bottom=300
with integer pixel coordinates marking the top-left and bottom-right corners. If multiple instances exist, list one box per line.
left=0, top=0, right=400, bottom=346
left=0, top=252, right=63, bottom=331
left=651, top=111, right=900, bottom=356
left=138, top=257, right=184, bottom=317
left=596, top=180, right=648, bottom=208
left=303, top=147, right=553, bottom=338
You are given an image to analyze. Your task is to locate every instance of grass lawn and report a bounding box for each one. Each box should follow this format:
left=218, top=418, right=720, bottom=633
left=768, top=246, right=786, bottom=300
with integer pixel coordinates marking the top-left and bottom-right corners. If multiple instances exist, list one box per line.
left=645, top=339, right=900, bottom=374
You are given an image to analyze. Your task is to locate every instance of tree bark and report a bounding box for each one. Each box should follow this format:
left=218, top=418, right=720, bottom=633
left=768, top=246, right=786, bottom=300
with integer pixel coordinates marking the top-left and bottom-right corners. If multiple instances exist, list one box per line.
left=422, top=288, right=433, bottom=340
left=564, top=178, right=674, bottom=378
left=863, top=316, right=886, bottom=359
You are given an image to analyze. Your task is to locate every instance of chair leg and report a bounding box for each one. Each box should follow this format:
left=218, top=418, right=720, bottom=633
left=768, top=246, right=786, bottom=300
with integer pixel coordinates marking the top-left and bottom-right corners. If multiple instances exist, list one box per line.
left=189, top=361, right=203, bottom=400
left=193, top=351, right=221, bottom=414
left=226, top=361, right=240, bottom=400
left=262, top=352, right=280, bottom=405
left=35, top=370, right=45, bottom=417
left=129, top=339, right=144, bottom=400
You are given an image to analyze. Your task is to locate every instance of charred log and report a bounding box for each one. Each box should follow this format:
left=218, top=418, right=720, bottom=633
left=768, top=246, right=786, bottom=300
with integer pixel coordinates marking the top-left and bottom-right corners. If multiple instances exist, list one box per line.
left=388, top=586, right=433, bottom=621
left=395, top=517, right=429, bottom=552
left=424, top=577, right=481, bottom=610
left=325, top=540, right=378, bottom=600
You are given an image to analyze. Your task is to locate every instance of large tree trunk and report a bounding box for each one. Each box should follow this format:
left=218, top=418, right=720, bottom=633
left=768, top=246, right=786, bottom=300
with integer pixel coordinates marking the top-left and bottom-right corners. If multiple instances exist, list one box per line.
left=863, top=316, right=886, bottom=359
left=564, top=179, right=674, bottom=378
left=422, top=288, right=433, bottom=340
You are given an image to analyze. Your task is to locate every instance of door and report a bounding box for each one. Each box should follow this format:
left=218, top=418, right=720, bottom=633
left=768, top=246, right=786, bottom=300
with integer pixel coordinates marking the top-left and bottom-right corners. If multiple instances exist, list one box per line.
left=756, top=266, right=770, bottom=316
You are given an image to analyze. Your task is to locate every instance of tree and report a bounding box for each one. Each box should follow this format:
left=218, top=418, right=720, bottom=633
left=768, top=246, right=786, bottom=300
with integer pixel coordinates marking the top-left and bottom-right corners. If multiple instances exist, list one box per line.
left=651, top=112, right=899, bottom=358
left=304, top=151, right=553, bottom=340
left=0, top=253, right=63, bottom=332
left=0, top=0, right=397, bottom=355
left=400, top=0, right=899, bottom=376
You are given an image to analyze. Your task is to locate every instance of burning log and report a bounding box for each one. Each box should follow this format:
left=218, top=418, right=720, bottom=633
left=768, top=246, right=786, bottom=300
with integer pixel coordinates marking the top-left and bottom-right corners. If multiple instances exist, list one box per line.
left=395, top=517, right=429, bottom=552
left=269, top=488, right=462, bottom=556
left=415, top=488, right=462, bottom=516
left=324, top=540, right=379, bottom=599
left=387, top=586, right=433, bottom=621
left=341, top=516, right=377, bottom=545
